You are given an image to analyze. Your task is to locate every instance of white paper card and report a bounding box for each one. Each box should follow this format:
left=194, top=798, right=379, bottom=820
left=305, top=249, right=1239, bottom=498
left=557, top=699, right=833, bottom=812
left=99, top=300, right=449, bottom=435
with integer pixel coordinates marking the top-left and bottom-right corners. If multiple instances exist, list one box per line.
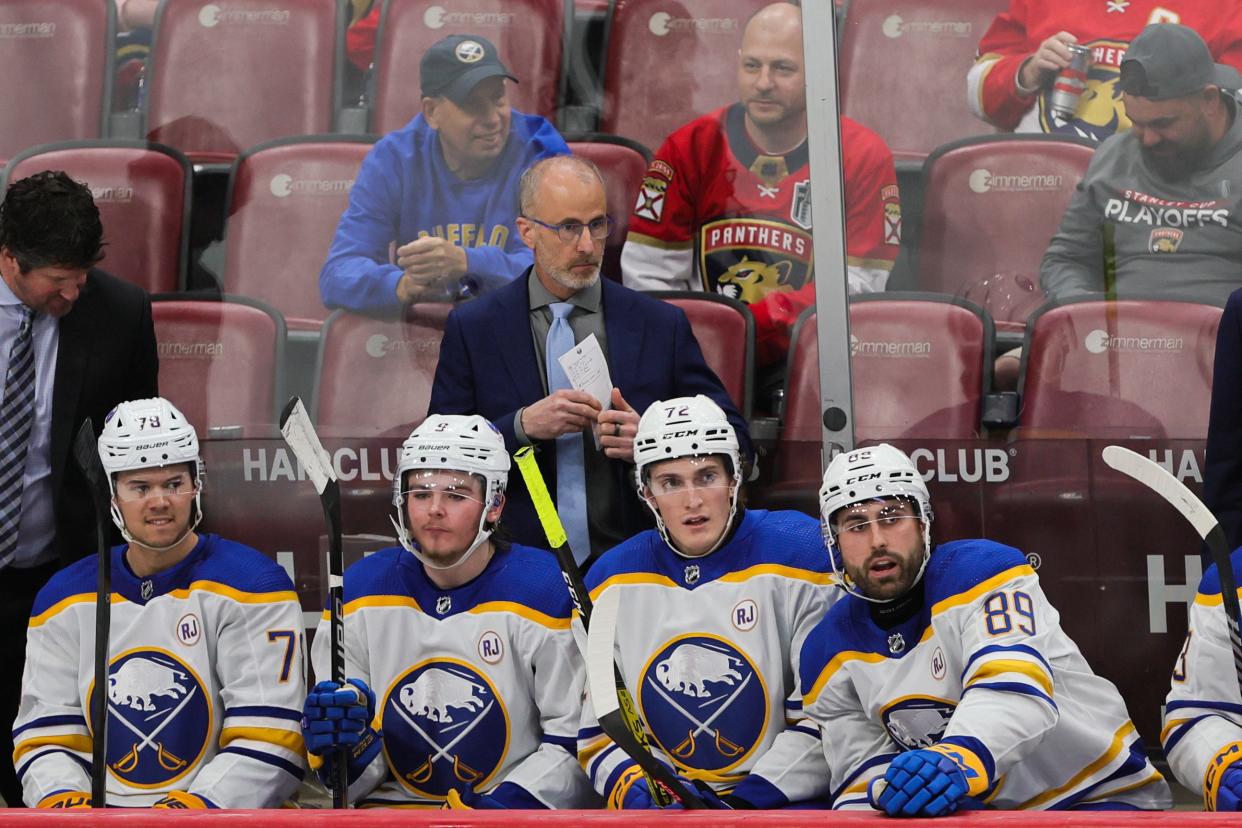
left=558, top=333, right=613, bottom=448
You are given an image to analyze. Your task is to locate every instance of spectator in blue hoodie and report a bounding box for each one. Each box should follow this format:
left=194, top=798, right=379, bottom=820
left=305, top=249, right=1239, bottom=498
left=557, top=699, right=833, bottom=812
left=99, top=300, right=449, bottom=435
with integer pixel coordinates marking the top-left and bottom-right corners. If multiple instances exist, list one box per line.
left=321, top=34, right=569, bottom=314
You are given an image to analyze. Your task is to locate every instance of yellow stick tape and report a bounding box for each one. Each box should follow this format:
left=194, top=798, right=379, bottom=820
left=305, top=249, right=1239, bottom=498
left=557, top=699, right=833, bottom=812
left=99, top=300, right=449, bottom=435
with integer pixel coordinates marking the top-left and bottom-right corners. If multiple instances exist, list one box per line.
left=514, top=447, right=568, bottom=548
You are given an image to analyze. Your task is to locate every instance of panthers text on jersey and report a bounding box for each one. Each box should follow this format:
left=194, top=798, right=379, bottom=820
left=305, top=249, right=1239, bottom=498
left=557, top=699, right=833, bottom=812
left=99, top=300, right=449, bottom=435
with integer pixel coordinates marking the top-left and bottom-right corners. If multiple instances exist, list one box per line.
left=577, top=509, right=838, bottom=808
left=1162, top=546, right=1242, bottom=810
left=801, top=539, right=1171, bottom=810
left=620, top=104, right=899, bottom=367
left=14, top=534, right=306, bottom=808
left=308, top=542, right=597, bottom=808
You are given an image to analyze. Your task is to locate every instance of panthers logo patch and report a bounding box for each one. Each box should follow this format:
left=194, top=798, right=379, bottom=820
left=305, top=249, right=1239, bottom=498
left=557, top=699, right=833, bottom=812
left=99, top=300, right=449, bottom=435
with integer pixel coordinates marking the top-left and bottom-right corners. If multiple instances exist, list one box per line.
left=90, top=648, right=211, bottom=788
left=381, top=659, right=508, bottom=798
left=638, top=635, right=767, bottom=773
left=699, top=217, right=812, bottom=306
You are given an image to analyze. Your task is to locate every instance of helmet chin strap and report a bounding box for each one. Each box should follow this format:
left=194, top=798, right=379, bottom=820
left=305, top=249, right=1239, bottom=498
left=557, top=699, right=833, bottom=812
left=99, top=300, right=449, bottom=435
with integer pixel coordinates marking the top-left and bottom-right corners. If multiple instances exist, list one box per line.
left=646, top=480, right=741, bottom=560
left=113, top=496, right=203, bottom=555
left=391, top=503, right=495, bottom=572
left=827, top=514, right=933, bottom=604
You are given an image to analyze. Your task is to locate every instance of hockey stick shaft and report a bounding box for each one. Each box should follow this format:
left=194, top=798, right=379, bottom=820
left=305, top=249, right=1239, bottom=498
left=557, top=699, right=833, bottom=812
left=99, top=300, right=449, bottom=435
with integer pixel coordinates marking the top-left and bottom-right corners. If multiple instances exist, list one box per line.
left=513, top=447, right=703, bottom=809
left=73, top=420, right=111, bottom=809
left=279, top=397, right=348, bottom=808
left=1101, top=445, right=1242, bottom=695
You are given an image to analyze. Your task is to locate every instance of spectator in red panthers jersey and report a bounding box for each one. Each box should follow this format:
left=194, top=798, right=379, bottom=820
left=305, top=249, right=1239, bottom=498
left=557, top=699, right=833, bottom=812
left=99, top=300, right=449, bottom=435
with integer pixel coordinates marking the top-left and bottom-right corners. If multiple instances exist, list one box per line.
left=969, top=0, right=1242, bottom=142
left=620, top=1, right=901, bottom=370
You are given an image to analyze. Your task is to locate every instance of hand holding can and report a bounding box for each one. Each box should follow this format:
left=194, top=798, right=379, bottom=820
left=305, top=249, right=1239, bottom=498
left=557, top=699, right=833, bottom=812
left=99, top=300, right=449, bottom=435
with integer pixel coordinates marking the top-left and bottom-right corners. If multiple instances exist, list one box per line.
left=1050, top=44, right=1092, bottom=119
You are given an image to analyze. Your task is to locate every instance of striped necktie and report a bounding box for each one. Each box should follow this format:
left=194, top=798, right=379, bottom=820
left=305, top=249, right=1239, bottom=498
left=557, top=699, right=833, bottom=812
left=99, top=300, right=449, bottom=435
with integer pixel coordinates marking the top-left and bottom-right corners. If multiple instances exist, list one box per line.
left=0, top=306, right=36, bottom=568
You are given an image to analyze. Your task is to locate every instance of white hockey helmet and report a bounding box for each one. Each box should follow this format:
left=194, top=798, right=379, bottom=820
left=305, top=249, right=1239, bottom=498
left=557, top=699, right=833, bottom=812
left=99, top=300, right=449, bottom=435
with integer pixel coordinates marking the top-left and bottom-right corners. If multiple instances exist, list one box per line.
left=819, top=443, right=933, bottom=602
left=391, top=414, right=510, bottom=570
left=98, top=397, right=203, bottom=549
left=633, top=395, right=742, bottom=558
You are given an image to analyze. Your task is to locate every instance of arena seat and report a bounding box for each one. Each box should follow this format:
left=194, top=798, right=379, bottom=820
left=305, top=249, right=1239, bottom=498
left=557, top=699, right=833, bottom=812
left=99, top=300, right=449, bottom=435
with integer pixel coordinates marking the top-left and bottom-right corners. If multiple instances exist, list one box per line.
left=760, top=295, right=991, bottom=511
left=151, top=296, right=287, bottom=437
left=369, top=0, right=567, bottom=135
left=222, top=135, right=376, bottom=331
left=645, top=291, right=753, bottom=420
left=599, top=0, right=768, bottom=151
left=1017, top=297, right=1222, bottom=440
left=566, top=134, right=651, bottom=281
left=839, top=0, right=1008, bottom=164
left=312, top=303, right=452, bottom=437
left=913, top=135, right=1096, bottom=329
left=144, top=0, right=344, bottom=164
left=0, top=0, right=112, bottom=164
left=4, top=140, right=190, bottom=294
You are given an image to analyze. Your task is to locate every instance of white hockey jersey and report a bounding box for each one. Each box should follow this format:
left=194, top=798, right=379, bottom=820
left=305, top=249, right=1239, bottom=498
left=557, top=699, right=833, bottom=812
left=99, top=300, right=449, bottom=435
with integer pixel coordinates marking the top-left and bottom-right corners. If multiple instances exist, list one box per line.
left=14, top=534, right=307, bottom=808
left=577, top=509, right=838, bottom=808
left=801, top=539, right=1171, bottom=811
left=309, top=542, right=597, bottom=808
left=1162, top=546, right=1242, bottom=810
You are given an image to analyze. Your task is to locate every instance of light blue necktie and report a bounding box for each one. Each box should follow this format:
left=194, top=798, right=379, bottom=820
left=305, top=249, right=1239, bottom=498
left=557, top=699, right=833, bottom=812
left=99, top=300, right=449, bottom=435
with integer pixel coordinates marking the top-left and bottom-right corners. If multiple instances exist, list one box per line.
left=0, top=306, right=36, bottom=568
left=546, top=302, right=591, bottom=565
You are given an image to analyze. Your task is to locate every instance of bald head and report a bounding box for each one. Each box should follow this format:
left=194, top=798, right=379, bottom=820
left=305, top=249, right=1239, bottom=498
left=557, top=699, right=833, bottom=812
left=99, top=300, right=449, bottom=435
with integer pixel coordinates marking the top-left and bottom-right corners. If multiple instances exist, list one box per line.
left=518, top=155, right=605, bottom=217
left=737, top=2, right=807, bottom=149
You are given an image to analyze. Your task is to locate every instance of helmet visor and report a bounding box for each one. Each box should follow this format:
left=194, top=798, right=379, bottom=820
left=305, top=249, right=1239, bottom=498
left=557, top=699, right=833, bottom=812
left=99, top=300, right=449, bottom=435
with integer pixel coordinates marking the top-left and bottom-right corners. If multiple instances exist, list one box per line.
left=399, top=469, right=487, bottom=511
left=644, top=455, right=734, bottom=500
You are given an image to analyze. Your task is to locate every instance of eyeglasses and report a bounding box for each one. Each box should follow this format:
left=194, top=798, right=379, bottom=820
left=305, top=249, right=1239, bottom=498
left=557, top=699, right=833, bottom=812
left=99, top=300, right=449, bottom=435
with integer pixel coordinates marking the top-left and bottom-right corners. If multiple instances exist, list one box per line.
left=115, top=478, right=198, bottom=503
left=524, top=215, right=613, bottom=244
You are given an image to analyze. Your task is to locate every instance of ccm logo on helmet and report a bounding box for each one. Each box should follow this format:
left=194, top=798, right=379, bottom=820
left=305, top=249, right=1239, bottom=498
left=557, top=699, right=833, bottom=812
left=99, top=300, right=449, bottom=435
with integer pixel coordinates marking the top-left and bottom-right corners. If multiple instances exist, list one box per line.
left=663, top=430, right=702, bottom=439
left=844, top=472, right=883, bottom=485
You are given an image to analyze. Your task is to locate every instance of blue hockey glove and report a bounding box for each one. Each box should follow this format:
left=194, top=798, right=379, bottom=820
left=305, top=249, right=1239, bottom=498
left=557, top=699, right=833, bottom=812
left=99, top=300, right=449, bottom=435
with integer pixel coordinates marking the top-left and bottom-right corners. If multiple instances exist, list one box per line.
left=302, top=678, right=381, bottom=787
left=870, top=750, right=970, bottom=817
left=621, top=777, right=684, bottom=810
left=1217, top=765, right=1242, bottom=811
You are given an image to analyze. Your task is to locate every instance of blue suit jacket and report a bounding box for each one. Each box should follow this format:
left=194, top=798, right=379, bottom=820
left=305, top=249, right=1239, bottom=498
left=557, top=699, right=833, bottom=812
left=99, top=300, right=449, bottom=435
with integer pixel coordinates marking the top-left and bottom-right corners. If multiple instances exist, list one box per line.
left=428, top=270, right=753, bottom=552
left=1206, top=287, right=1242, bottom=559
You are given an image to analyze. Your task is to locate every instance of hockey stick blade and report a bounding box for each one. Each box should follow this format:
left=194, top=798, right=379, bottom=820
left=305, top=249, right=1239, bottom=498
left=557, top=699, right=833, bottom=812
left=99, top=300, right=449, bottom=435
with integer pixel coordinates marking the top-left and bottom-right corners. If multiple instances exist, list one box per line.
left=72, top=419, right=111, bottom=808
left=279, top=397, right=348, bottom=808
left=1101, top=445, right=1242, bottom=695
left=587, top=588, right=707, bottom=809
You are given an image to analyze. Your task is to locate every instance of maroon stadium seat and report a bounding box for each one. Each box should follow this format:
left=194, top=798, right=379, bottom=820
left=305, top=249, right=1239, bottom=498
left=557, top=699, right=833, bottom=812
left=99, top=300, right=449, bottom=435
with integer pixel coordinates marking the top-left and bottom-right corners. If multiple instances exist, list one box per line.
left=567, top=135, right=651, bottom=281
left=145, top=0, right=343, bottom=164
left=313, top=303, right=452, bottom=437
left=840, top=0, right=1007, bottom=164
left=1017, top=298, right=1222, bottom=440
left=600, top=0, right=768, bottom=151
left=370, top=0, right=566, bottom=135
left=768, top=296, right=991, bottom=499
left=646, top=291, right=753, bottom=420
left=223, top=136, right=375, bottom=331
left=152, top=297, right=286, bottom=437
left=0, top=0, right=111, bottom=164
left=915, top=135, right=1095, bottom=329
left=5, top=140, right=190, bottom=294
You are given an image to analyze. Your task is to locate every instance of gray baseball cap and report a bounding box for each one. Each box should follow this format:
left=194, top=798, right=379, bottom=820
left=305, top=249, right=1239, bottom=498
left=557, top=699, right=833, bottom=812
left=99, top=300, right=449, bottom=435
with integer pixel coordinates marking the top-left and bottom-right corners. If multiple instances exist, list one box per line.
left=420, top=34, right=518, bottom=104
left=1118, top=23, right=1242, bottom=100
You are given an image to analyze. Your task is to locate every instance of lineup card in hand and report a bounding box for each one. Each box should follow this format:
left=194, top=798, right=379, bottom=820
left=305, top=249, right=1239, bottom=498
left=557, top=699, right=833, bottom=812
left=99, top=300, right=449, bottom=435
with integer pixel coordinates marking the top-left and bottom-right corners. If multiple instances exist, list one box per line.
left=558, top=333, right=613, bottom=447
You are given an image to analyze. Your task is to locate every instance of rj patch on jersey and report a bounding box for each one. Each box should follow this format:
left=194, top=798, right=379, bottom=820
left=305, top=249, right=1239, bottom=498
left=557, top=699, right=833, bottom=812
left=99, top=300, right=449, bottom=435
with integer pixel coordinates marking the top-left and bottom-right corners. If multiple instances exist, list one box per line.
left=698, top=217, right=813, bottom=305
left=381, top=659, right=508, bottom=798
left=638, top=635, right=767, bottom=772
left=91, top=648, right=212, bottom=789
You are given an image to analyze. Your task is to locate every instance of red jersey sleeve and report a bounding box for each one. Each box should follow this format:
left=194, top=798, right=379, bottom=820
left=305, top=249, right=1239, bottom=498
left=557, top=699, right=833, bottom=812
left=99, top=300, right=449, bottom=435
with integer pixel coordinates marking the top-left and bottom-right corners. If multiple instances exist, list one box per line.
left=971, top=0, right=1039, bottom=130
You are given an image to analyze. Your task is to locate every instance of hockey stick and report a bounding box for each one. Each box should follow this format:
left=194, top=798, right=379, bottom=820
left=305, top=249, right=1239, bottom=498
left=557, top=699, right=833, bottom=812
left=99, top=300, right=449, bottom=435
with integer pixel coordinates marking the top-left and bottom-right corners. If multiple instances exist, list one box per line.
left=1101, top=445, right=1242, bottom=695
left=72, top=419, right=111, bottom=808
left=279, top=397, right=348, bottom=809
left=513, top=447, right=704, bottom=809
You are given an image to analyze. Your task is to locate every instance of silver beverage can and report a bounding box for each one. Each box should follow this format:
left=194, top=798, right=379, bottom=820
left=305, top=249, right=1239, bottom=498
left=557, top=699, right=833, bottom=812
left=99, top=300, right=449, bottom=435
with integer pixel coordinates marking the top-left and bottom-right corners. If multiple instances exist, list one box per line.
left=1050, top=43, right=1092, bottom=119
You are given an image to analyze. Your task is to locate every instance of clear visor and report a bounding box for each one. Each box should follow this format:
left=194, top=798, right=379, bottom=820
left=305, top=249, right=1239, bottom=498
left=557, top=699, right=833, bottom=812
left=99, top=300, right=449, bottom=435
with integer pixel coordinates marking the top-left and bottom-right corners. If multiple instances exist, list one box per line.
left=399, top=469, right=487, bottom=510
left=113, top=472, right=199, bottom=503
left=644, top=455, right=733, bottom=499
left=830, top=495, right=921, bottom=539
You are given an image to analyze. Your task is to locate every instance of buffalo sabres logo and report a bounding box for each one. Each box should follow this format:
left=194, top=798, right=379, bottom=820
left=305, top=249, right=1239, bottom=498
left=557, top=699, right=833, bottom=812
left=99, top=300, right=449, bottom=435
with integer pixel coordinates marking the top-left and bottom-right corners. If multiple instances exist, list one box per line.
left=881, top=697, right=957, bottom=749
left=888, top=633, right=906, bottom=654
left=639, top=635, right=766, bottom=772
left=90, top=649, right=210, bottom=788
left=436, top=596, right=452, bottom=615
left=684, top=565, right=700, bottom=585
left=382, top=659, right=508, bottom=798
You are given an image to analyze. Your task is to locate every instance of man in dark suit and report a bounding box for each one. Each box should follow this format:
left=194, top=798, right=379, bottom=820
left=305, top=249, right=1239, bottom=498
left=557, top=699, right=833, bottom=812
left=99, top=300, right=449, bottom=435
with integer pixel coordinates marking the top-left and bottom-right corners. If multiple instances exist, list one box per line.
left=430, top=155, right=751, bottom=564
left=0, top=171, right=158, bottom=805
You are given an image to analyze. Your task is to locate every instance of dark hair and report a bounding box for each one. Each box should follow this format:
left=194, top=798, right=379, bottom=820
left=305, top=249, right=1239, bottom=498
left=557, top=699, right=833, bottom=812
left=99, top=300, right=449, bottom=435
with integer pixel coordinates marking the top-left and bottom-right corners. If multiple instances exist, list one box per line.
left=0, top=171, right=104, bottom=273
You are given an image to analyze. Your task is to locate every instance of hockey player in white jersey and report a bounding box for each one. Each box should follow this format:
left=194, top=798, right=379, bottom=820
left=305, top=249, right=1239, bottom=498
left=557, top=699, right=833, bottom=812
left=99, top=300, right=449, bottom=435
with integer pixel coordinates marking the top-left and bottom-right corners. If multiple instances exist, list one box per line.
left=1161, top=546, right=1242, bottom=811
left=578, top=395, right=837, bottom=809
left=801, top=443, right=1171, bottom=815
left=301, top=414, right=597, bottom=808
left=13, top=397, right=306, bottom=808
